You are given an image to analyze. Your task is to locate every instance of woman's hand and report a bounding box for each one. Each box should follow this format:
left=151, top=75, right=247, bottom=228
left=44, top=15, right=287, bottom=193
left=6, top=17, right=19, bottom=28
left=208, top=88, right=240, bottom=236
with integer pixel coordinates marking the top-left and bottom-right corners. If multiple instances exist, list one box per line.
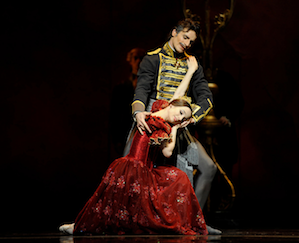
left=172, top=123, right=183, bottom=130
left=172, top=118, right=193, bottom=130
left=180, top=118, right=194, bottom=128
left=186, top=56, right=198, bottom=74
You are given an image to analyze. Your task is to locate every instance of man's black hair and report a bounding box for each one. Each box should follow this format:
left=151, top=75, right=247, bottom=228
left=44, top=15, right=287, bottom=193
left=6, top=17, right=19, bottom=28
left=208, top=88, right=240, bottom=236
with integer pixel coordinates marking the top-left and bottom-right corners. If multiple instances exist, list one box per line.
left=172, top=18, right=201, bottom=38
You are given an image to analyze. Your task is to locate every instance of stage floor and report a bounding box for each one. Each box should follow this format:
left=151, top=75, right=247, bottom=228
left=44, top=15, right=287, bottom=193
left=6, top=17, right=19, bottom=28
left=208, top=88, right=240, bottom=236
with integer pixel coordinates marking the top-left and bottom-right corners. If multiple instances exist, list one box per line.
left=2, top=229, right=299, bottom=243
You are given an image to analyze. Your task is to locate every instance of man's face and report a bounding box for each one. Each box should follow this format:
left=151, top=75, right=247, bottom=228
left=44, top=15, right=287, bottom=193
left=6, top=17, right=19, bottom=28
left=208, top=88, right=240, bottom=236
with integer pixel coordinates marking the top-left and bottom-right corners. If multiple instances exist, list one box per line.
left=169, top=28, right=197, bottom=53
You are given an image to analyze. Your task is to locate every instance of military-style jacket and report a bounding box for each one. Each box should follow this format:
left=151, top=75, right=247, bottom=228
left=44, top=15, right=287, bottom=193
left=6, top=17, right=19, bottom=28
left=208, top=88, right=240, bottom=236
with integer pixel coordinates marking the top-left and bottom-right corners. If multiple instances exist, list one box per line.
left=132, top=42, right=213, bottom=123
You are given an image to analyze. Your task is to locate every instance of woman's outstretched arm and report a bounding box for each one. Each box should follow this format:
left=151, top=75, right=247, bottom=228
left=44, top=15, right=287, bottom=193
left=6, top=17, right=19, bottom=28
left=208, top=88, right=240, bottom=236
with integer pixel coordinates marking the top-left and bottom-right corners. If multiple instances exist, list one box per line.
left=171, top=56, right=198, bottom=101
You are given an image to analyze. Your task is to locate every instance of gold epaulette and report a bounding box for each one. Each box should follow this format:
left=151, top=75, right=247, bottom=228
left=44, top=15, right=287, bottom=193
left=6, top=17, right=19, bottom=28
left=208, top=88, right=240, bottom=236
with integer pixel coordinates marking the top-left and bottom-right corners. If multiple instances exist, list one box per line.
left=147, top=48, right=161, bottom=55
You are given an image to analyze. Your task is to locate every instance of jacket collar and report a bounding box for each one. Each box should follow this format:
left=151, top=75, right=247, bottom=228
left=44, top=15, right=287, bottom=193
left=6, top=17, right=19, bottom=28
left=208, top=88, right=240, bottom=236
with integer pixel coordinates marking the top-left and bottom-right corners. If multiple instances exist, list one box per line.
left=162, top=42, right=186, bottom=59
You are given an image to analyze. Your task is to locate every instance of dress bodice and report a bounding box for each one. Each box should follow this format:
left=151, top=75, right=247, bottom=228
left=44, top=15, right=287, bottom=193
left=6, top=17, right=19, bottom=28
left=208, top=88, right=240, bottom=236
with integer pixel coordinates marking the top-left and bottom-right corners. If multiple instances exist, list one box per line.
left=127, top=131, right=151, bottom=163
left=127, top=114, right=171, bottom=169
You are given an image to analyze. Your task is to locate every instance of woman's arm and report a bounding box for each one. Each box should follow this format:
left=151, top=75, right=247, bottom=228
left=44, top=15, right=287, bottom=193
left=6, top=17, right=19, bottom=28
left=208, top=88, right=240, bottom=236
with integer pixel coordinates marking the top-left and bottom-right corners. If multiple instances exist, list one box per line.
left=161, top=124, right=181, bottom=158
left=170, top=56, right=198, bottom=101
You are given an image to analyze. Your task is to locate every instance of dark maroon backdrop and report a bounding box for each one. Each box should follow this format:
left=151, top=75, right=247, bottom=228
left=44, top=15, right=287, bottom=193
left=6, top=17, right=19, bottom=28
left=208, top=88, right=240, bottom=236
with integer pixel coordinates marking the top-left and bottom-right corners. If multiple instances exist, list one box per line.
left=1, top=0, right=299, bottom=233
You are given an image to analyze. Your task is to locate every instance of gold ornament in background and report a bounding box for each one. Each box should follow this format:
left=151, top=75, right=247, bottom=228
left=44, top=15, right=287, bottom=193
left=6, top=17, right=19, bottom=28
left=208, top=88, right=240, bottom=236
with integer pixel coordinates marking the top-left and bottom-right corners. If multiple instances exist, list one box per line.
left=181, top=0, right=236, bottom=211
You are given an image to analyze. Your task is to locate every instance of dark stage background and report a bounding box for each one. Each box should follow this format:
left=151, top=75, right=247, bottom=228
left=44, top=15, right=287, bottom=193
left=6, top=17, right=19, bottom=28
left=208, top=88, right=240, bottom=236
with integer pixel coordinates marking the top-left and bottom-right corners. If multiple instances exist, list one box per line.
left=1, top=0, right=299, bottom=234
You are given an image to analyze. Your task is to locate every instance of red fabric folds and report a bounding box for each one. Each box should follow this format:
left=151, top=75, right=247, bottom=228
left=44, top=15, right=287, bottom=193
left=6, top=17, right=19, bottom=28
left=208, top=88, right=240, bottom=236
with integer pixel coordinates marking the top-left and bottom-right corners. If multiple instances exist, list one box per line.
left=73, top=104, right=207, bottom=235
left=151, top=99, right=169, bottom=113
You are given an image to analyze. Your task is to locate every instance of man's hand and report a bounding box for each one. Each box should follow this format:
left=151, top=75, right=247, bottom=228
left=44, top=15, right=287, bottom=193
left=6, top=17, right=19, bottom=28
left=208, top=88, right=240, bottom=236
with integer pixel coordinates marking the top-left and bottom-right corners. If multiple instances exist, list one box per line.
left=219, top=116, right=231, bottom=127
left=135, top=111, right=152, bottom=135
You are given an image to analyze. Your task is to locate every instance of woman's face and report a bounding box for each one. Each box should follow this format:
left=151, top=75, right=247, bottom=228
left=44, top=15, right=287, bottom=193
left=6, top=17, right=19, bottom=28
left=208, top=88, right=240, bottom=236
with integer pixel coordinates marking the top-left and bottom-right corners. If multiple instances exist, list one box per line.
left=167, top=105, right=192, bottom=124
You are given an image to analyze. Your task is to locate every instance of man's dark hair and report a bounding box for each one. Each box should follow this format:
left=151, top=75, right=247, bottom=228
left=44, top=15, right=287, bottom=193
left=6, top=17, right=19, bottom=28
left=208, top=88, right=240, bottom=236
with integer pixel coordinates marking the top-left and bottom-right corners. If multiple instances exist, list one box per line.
left=170, top=18, right=201, bottom=38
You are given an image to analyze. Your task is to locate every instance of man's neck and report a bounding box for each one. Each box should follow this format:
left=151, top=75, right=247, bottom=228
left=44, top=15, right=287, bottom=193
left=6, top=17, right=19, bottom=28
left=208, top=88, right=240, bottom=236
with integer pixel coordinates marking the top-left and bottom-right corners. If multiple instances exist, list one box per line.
left=168, top=41, right=175, bottom=52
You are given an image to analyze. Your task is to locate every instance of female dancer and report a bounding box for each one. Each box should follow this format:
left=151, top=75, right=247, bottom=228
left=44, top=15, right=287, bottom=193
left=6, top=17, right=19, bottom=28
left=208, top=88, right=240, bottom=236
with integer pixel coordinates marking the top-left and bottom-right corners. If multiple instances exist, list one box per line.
left=59, top=56, right=207, bottom=235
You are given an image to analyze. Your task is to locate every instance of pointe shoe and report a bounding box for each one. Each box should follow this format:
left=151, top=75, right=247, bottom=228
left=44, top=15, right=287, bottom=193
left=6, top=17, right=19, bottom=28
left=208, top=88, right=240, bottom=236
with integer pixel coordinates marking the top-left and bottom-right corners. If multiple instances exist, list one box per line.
left=206, top=225, right=222, bottom=235
left=59, top=223, right=75, bottom=235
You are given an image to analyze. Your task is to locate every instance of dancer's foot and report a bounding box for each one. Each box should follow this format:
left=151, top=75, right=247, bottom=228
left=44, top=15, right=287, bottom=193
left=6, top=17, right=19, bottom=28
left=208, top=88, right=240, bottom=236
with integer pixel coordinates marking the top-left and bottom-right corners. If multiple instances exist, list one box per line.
left=206, top=225, right=222, bottom=235
left=59, top=223, right=75, bottom=235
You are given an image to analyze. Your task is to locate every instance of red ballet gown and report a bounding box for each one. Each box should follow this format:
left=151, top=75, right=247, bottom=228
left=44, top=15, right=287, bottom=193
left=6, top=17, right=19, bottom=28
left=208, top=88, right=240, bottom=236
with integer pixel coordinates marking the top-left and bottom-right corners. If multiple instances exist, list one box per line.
left=74, top=101, right=207, bottom=235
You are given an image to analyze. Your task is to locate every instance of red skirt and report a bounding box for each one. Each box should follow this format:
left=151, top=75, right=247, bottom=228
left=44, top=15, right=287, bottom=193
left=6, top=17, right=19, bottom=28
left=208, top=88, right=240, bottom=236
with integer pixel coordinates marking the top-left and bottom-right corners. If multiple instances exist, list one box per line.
left=74, top=155, right=207, bottom=235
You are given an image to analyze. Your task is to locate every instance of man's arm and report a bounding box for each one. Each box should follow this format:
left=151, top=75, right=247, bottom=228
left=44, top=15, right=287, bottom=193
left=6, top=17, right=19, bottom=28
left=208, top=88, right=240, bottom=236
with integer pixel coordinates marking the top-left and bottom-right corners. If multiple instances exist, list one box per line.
left=132, top=54, right=158, bottom=113
left=132, top=54, right=159, bottom=134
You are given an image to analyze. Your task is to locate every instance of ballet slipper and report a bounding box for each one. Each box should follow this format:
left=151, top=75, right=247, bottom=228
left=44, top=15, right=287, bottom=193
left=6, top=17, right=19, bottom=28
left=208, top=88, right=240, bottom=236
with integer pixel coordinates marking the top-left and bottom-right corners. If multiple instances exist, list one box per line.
left=59, top=223, right=75, bottom=235
left=206, top=225, right=222, bottom=235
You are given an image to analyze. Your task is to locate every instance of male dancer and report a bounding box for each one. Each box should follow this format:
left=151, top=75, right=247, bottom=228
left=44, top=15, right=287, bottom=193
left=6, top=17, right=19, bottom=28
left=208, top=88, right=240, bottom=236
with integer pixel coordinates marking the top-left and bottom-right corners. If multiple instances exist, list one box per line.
left=127, top=19, right=221, bottom=235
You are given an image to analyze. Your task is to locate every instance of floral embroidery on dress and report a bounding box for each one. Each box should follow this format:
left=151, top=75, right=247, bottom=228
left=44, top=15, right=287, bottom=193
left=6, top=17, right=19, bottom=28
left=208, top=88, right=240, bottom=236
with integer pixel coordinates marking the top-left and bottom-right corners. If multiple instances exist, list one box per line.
left=157, top=186, right=165, bottom=194
left=103, top=168, right=113, bottom=184
left=166, top=169, right=178, bottom=181
left=103, top=205, right=112, bottom=216
left=196, top=212, right=205, bottom=225
left=129, top=180, right=141, bottom=196
left=116, top=176, right=126, bottom=189
left=92, top=199, right=103, bottom=214
left=149, top=186, right=156, bottom=201
left=162, top=202, right=176, bottom=216
left=176, top=192, right=187, bottom=205
left=116, top=208, right=129, bottom=221
left=108, top=174, right=116, bottom=187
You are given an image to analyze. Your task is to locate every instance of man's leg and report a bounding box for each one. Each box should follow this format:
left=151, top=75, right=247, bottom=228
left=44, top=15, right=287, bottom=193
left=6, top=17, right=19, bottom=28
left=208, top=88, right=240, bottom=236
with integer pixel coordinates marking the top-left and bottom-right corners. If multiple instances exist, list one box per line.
left=193, top=139, right=222, bottom=235
left=193, top=139, right=217, bottom=209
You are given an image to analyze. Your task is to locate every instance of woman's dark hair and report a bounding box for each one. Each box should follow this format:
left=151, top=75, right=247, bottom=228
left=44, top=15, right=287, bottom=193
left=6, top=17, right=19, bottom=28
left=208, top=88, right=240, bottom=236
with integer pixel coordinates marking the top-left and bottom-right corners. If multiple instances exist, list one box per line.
left=170, top=99, right=192, bottom=118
